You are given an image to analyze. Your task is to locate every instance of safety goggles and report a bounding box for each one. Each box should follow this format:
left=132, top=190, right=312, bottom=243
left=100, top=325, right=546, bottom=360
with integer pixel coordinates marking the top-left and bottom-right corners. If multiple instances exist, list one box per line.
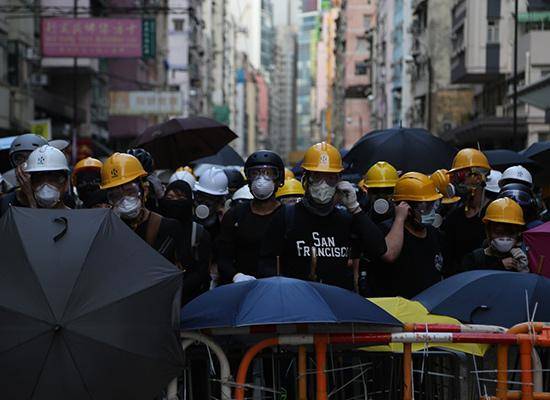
left=106, top=182, right=141, bottom=204
left=499, top=190, right=532, bottom=207
left=194, top=190, right=224, bottom=208
left=410, top=200, right=439, bottom=215
left=246, top=165, right=279, bottom=181
left=306, top=172, right=340, bottom=187
left=30, top=171, right=68, bottom=187
left=449, top=168, right=489, bottom=185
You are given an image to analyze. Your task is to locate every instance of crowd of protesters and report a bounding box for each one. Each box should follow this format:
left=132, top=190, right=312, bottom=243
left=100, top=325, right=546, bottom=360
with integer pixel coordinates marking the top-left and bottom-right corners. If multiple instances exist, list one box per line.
left=0, top=133, right=547, bottom=305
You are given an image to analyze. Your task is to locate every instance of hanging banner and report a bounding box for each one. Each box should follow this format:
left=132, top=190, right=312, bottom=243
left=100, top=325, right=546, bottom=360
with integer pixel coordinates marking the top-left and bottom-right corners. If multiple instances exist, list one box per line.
left=41, top=18, right=142, bottom=58
left=109, top=91, right=182, bottom=116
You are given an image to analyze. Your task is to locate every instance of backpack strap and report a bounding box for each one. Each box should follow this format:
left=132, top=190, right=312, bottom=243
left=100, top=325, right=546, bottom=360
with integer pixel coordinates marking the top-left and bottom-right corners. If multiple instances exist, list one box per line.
left=145, top=211, right=162, bottom=247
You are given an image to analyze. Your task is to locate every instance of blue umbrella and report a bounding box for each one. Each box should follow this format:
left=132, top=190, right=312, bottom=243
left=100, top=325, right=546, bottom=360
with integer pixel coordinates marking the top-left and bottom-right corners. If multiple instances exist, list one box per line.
left=181, top=277, right=401, bottom=330
left=414, top=270, right=550, bottom=328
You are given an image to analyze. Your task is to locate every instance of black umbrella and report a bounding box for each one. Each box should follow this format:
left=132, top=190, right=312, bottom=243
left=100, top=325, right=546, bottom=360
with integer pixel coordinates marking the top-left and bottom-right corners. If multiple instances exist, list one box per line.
left=483, top=149, right=538, bottom=171
left=522, top=141, right=550, bottom=165
left=191, top=144, right=244, bottom=166
left=135, top=116, right=237, bottom=169
left=344, top=128, right=457, bottom=175
left=0, top=207, right=183, bottom=400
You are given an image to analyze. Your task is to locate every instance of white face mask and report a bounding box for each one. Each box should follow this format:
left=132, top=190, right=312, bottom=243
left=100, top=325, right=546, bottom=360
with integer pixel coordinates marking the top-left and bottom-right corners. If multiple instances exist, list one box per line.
left=491, top=237, right=516, bottom=253
left=113, top=196, right=141, bottom=220
left=308, top=180, right=336, bottom=205
left=35, top=183, right=61, bottom=208
left=250, top=176, right=275, bottom=200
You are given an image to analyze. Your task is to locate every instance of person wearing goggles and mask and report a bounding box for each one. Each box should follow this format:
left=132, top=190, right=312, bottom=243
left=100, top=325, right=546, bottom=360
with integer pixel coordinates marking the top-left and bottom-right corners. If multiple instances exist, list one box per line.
left=0, top=133, right=48, bottom=216
left=217, top=151, right=286, bottom=284
left=275, top=178, right=305, bottom=205
left=259, top=142, right=387, bottom=290
left=441, top=148, right=491, bottom=276
left=19, top=145, right=71, bottom=210
left=430, top=169, right=461, bottom=222
left=359, top=161, right=399, bottom=224
left=101, top=153, right=187, bottom=269
left=71, top=157, right=103, bottom=207
left=498, top=182, right=544, bottom=230
left=462, top=198, right=528, bottom=272
left=367, top=172, right=444, bottom=298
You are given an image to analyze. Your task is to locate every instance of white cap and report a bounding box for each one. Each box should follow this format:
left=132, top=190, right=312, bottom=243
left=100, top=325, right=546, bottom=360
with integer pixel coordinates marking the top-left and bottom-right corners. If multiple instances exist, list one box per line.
left=232, top=185, right=254, bottom=201
left=485, top=170, right=503, bottom=193
left=169, top=170, right=196, bottom=189
left=194, top=167, right=229, bottom=196
left=25, top=145, right=69, bottom=173
left=500, top=166, right=533, bottom=188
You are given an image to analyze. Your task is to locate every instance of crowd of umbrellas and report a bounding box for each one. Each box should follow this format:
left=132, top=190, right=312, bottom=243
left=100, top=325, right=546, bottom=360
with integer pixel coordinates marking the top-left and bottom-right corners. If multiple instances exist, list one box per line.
left=1, top=116, right=550, bottom=399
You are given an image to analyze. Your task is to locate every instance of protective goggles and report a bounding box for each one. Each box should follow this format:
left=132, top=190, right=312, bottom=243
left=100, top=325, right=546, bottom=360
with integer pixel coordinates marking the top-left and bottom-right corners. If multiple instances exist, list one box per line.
left=449, top=168, right=489, bottom=185
left=306, top=172, right=340, bottom=187
left=499, top=191, right=533, bottom=207
left=30, top=171, right=68, bottom=187
left=194, top=190, right=224, bottom=207
left=246, top=165, right=279, bottom=181
left=410, top=200, right=439, bottom=215
left=106, top=182, right=141, bottom=204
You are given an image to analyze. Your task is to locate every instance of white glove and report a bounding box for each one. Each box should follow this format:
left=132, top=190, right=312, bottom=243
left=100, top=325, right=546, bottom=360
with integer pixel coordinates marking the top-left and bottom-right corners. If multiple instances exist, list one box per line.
left=336, top=181, right=360, bottom=212
left=233, top=273, right=256, bottom=283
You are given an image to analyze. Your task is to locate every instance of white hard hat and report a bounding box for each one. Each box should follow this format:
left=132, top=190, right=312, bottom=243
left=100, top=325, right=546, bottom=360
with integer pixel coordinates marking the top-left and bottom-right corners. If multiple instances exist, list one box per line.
left=485, top=170, right=502, bottom=193
left=232, top=185, right=254, bottom=201
left=499, top=165, right=533, bottom=188
left=194, top=167, right=229, bottom=196
left=169, top=170, right=196, bottom=188
left=25, top=145, right=69, bottom=173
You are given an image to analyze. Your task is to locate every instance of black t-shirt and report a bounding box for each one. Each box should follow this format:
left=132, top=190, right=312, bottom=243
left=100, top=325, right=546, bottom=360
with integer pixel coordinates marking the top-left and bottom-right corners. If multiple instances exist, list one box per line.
left=462, top=248, right=506, bottom=271
left=367, top=220, right=444, bottom=299
left=441, top=206, right=486, bottom=276
left=217, top=202, right=284, bottom=281
left=135, top=215, right=187, bottom=265
left=260, top=203, right=387, bottom=290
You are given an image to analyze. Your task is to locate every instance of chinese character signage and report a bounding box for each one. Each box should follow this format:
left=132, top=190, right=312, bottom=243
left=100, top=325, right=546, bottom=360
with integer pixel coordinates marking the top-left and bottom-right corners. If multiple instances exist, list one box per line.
left=41, top=18, right=142, bottom=58
left=142, top=18, right=156, bottom=59
left=109, top=91, right=182, bottom=116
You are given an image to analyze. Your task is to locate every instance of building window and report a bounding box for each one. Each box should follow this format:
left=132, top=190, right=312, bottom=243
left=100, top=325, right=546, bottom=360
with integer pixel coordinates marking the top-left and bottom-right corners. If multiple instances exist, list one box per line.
left=356, top=37, right=368, bottom=53
left=173, top=19, right=185, bottom=32
left=355, top=61, right=368, bottom=75
left=487, top=19, right=499, bottom=43
left=363, top=15, right=371, bottom=30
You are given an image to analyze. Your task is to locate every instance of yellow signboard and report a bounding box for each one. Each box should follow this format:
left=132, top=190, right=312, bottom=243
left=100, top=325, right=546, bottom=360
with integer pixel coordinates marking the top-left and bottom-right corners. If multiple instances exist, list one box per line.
left=31, top=119, right=52, bottom=141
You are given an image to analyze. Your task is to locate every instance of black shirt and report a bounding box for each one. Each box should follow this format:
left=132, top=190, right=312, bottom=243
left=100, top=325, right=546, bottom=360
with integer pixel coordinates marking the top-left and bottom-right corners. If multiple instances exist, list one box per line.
left=259, top=203, right=387, bottom=290
left=366, top=220, right=444, bottom=299
left=462, top=248, right=506, bottom=271
left=217, top=202, right=284, bottom=282
left=440, top=205, right=486, bottom=276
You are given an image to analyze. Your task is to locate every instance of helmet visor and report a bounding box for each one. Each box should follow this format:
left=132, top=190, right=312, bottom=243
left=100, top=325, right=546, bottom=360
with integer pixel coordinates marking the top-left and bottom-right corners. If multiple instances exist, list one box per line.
left=499, top=190, right=532, bottom=207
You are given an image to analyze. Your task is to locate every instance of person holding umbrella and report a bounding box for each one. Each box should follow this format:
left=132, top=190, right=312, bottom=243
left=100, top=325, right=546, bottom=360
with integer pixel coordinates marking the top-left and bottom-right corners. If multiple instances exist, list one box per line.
left=217, top=151, right=285, bottom=283
left=101, top=153, right=187, bottom=268
left=365, top=173, right=444, bottom=298
left=462, top=197, right=528, bottom=272
left=259, top=142, right=387, bottom=290
left=441, top=148, right=491, bottom=276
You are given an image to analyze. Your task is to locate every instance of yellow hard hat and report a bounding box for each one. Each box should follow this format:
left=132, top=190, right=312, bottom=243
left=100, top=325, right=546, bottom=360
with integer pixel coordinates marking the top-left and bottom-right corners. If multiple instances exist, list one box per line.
left=430, top=169, right=461, bottom=205
left=72, top=157, right=103, bottom=185
left=363, top=161, right=399, bottom=188
left=302, top=142, right=343, bottom=173
left=284, top=168, right=295, bottom=180
left=276, top=178, right=305, bottom=198
left=483, top=198, right=525, bottom=226
left=393, top=172, right=443, bottom=202
left=449, top=148, right=490, bottom=173
left=100, top=153, right=147, bottom=190
left=177, top=166, right=195, bottom=177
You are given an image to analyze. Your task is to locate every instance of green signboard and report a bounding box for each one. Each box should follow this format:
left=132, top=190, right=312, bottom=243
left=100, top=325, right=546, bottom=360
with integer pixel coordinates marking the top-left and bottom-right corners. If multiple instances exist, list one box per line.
left=142, top=18, right=156, bottom=59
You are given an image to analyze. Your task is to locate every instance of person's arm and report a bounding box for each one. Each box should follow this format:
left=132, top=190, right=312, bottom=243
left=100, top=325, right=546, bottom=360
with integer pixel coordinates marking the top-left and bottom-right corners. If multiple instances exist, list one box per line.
left=352, top=211, right=388, bottom=261
left=381, top=202, right=410, bottom=263
left=258, top=209, right=285, bottom=277
left=216, top=208, right=239, bottom=282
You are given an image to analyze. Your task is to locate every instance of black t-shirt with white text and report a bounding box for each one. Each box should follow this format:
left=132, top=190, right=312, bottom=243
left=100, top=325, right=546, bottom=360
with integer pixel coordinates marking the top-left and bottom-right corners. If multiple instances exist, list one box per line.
left=260, top=203, right=387, bottom=290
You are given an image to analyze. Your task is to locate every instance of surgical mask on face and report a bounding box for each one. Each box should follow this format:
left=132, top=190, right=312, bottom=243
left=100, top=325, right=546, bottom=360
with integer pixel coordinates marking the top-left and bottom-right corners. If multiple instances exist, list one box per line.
left=491, top=237, right=516, bottom=253
left=113, top=196, right=141, bottom=220
left=35, top=183, right=61, bottom=208
left=420, top=208, right=437, bottom=226
left=308, top=180, right=336, bottom=205
left=250, top=176, right=275, bottom=200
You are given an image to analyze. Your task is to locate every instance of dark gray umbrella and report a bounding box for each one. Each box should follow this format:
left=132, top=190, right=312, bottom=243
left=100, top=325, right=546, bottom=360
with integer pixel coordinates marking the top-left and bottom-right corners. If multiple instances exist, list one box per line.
left=522, top=141, right=550, bottom=165
left=135, top=116, right=237, bottom=169
left=483, top=149, right=539, bottom=171
left=192, top=144, right=244, bottom=166
left=0, top=207, right=183, bottom=400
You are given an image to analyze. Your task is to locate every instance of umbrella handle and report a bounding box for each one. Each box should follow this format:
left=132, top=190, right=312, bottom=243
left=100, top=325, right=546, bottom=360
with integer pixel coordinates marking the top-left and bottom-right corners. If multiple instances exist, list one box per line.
left=53, top=217, right=68, bottom=242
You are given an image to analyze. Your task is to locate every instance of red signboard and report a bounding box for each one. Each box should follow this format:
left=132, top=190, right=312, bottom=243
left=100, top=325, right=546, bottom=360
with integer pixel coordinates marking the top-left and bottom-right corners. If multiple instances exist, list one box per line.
left=41, top=18, right=142, bottom=58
